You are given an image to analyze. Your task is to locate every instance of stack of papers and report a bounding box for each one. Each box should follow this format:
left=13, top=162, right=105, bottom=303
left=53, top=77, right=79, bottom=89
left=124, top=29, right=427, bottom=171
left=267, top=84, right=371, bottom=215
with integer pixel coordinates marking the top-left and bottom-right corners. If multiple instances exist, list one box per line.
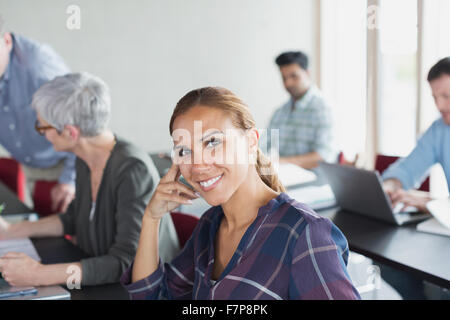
left=416, top=198, right=450, bottom=237
left=287, top=184, right=336, bottom=211
left=276, top=163, right=317, bottom=188
left=417, top=218, right=450, bottom=237
left=0, top=238, right=41, bottom=261
left=0, top=279, right=38, bottom=299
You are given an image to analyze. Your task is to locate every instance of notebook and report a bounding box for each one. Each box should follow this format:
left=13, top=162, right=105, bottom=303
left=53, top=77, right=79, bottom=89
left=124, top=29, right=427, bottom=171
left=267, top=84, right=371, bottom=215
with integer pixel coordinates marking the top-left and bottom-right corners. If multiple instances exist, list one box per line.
left=287, top=184, right=336, bottom=210
left=416, top=218, right=450, bottom=237
left=0, top=279, right=38, bottom=299
left=0, top=238, right=41, bottom=261
left=426, top=198, right=450, bottom=229
left=276, top=163, right=317, bottom=188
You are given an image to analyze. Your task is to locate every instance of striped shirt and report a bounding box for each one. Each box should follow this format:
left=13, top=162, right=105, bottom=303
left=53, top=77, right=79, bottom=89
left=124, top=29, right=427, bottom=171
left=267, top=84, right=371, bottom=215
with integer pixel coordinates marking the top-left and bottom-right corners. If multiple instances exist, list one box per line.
left=120, top=193, right=360, bottom=300
left=264, top=85, right=337, bottom=163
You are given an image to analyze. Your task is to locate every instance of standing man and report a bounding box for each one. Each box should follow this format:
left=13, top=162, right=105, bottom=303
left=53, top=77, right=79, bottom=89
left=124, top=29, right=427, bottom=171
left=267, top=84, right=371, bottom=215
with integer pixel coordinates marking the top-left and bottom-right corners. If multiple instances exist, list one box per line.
left=0, top=16, right=75, bottom=212
left=265, top=51, right=336, bottom=169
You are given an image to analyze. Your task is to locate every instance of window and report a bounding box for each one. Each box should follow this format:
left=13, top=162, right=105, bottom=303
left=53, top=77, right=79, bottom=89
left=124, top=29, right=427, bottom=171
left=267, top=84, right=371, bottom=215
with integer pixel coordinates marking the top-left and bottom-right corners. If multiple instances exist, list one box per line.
left=421, top=0, right=450, bottom=131
left=421, top=0, right=450, bottom=197
left=377, top=0, right=418, bottom=157
left=320, top=0, right=368, bottom=160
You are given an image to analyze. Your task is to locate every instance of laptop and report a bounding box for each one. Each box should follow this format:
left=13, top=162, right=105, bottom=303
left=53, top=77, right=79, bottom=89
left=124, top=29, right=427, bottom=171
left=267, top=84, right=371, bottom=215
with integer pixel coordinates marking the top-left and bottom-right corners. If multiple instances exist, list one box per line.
left=319, top=162, right=430, bottom=225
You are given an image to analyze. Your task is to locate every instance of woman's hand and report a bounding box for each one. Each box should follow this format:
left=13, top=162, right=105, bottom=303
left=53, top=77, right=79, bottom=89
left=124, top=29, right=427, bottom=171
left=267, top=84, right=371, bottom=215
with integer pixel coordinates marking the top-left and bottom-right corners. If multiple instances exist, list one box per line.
left=145, top=164, right=198, bottom=220
left=0, top=252, right=43, bottom=287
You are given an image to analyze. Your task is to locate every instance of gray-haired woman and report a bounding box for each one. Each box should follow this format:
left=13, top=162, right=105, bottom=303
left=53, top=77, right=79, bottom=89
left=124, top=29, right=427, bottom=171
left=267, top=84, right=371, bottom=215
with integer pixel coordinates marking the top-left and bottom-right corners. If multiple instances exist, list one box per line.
left=0, top=72, right=179, bottom=287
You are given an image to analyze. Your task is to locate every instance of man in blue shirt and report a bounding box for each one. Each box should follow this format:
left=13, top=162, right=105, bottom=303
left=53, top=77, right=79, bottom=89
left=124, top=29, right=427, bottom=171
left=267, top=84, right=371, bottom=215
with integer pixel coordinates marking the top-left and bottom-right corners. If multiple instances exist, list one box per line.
left=379, top=58, right=450, bottom=300
left=0, top=16, right=75, bottom=212
left=383, top=57, right=450, bottom=213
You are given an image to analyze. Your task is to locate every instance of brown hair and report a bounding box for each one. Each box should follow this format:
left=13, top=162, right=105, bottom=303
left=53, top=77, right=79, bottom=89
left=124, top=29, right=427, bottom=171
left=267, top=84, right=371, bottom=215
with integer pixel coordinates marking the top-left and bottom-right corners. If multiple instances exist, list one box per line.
left=169, top=87, right=285, bottom=193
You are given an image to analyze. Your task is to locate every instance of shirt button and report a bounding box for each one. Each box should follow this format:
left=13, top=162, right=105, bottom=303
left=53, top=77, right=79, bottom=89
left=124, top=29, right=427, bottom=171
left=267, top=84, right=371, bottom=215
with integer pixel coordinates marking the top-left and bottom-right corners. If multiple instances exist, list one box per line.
left=25, top=156, right=31, bottom=163
left=3, top=105, right=9, bottom=112
left=9, top=123, right=15, bottom=130
left=16, top=142, right=22, bottom=148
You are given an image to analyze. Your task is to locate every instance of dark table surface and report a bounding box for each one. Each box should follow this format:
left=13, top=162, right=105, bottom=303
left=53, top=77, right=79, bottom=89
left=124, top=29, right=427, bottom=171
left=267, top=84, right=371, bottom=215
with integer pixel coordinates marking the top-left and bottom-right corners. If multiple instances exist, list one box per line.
left=318, top=207, right=450, bottom=289
left=32, top=237, right=129, bottom=300
left=0, top=181, right=129, bottom=299
left=0, top=182, right=33, bottom=215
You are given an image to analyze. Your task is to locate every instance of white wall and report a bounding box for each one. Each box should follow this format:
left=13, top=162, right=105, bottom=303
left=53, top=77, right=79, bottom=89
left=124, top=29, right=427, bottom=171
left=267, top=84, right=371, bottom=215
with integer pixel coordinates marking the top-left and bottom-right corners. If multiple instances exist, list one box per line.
left=1, top=0, right=316, bottom=152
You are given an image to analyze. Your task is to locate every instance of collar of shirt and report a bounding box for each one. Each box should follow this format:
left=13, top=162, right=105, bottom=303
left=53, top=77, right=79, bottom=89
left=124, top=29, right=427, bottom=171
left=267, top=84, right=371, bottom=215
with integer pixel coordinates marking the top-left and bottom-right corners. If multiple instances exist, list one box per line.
left=205, top=192, right=290, bottom=282
left=0, top=43, right=12, bottom=92
left=0, top=55, right=12, bottom=91
left=288, top=84, right=319, bottom=112
left=211, top=192, right=289, bottom=229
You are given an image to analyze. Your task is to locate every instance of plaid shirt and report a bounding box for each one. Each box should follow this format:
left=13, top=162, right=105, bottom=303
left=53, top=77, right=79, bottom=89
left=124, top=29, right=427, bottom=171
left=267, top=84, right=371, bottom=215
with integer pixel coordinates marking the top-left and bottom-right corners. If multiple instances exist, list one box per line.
left=264, top=85, right=337, bottom=162
left=120, top=193, right=360, bottom=300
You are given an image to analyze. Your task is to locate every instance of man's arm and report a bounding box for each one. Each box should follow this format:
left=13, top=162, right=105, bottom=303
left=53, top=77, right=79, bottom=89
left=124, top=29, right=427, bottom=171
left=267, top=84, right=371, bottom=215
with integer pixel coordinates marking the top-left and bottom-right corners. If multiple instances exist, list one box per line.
left=382, top=122, right=438, bottom=190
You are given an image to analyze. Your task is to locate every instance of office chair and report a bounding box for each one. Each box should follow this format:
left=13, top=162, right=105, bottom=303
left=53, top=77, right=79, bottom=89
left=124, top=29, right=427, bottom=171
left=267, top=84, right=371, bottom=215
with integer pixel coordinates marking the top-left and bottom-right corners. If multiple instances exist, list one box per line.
left=32, top=180, right=60, bottom=216
left=170, top=212, right=200, bottom=248
left=375, top=154, right=430, bottom=192
left=0, top=157, right=26, bottom=202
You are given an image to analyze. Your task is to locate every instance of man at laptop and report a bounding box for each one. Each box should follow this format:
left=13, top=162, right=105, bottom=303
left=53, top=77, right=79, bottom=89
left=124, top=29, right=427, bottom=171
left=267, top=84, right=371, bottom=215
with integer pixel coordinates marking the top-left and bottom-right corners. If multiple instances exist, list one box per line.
left=380, top=57, right=450, bottom=300
left=383, top=57, right=450, bottom=213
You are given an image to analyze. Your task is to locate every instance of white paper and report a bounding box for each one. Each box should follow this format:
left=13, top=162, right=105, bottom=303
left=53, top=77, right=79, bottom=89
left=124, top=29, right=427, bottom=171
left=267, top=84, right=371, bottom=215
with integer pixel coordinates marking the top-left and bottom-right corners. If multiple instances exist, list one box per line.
left=287, top=184, right=336, bottom=210
left=276, top=163, right=317, bottom=188
left=0, top=238, right=41, bottom=261
left=416, top=218, right=450, bottom=237
left=426, top=198, right=450, bottom=229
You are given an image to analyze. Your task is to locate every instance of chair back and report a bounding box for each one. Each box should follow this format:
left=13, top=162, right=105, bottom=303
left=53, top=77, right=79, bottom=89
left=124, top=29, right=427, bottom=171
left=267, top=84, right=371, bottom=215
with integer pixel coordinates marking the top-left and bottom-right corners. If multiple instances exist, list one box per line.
left=33, top=180, right=59, bottom=216
left=375, top=154, right=430, bottom=192
left=0, top=158, right=26, bottom=202
left=170, top=212, right=200, bottom=248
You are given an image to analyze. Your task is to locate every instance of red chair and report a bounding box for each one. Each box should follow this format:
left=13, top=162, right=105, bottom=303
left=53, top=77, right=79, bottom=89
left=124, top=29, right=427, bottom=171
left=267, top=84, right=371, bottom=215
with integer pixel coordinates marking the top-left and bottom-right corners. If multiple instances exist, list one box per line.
left=170, top=212, right=200, bottom=248
left=32, top=180, right=59, bottom=217
left=0, top=157, right=26, bottom=202
left=375, top=154, right=430, bottom=192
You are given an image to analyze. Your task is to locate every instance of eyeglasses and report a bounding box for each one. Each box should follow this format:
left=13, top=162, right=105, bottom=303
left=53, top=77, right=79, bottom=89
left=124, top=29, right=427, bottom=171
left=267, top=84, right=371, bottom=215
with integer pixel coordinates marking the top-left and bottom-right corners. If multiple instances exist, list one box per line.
left=35, top=120, right=57, bottom=136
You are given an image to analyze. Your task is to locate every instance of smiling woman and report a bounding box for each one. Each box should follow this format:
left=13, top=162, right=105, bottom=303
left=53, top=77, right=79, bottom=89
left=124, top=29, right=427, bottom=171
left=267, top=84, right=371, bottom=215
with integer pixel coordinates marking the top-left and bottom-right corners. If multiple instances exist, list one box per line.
left=121, top=87, right=361, bottom=300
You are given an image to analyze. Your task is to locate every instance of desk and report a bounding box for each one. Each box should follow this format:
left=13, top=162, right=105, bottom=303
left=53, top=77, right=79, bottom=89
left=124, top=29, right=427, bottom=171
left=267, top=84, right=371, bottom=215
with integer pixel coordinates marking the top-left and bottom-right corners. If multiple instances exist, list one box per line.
left=32, top=237, right=129, bottom=300
left=281, top=167, right=450, bottom=290
left=0, top=181, right=129, bottom=300
left=318, top=207, right=450, bottom=289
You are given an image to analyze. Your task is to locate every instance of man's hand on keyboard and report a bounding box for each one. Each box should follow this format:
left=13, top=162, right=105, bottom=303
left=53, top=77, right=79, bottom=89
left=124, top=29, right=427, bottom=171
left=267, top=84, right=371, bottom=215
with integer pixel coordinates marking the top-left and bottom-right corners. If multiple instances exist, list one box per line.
left=389, top=189, right=432, bottom=213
